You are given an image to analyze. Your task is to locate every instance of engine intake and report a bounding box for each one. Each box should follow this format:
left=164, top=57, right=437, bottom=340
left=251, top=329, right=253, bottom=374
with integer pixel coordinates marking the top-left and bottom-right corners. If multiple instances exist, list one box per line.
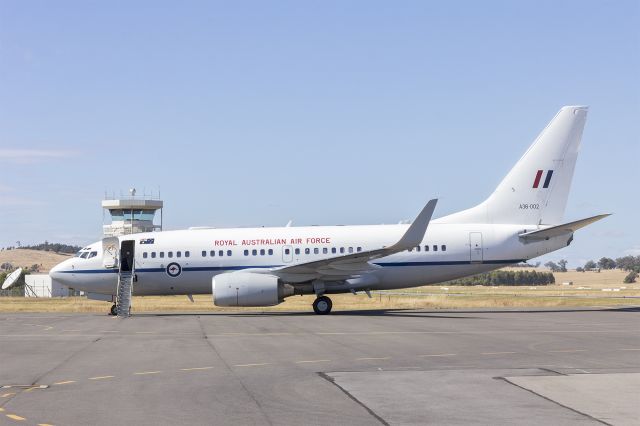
left=212, top=272, right=294, bottom=307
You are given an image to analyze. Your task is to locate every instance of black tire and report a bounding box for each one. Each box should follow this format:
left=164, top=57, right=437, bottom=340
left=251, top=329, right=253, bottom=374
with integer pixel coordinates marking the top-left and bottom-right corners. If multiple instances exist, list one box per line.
left=110, top=304, right=117, bottom=316
left=313, top=296, right=332, bottom=315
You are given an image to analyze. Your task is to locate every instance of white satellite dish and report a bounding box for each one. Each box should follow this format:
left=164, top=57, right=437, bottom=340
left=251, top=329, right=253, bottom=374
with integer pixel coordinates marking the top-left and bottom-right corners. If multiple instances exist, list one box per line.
left=1, top=268, right=23, bottom=290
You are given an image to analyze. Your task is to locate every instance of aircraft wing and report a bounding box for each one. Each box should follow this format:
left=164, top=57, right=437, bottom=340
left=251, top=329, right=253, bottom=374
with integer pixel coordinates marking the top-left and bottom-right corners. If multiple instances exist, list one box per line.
left=264, top=199, right=438, bottom=283
left=518, top=214, right=611, bottom=241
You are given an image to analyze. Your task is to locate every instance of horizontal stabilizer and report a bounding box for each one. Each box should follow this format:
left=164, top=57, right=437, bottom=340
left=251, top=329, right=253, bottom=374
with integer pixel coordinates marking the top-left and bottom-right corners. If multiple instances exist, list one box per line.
left=519, top=214, right=610, bottom=241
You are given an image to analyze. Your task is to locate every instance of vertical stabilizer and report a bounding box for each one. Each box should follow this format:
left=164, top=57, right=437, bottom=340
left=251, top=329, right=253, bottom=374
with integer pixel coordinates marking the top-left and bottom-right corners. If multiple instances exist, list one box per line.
left=443, top=106, right=588, bottom=225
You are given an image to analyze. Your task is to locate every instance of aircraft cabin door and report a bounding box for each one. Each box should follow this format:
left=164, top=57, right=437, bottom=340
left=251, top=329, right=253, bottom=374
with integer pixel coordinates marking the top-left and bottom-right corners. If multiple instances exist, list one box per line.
left=120, top=240, right=135, bottom=272
left=469, top=232, right=483, bottom=263
left=102, top=237, right=119, bottom=269
left=282, top=245, right=293, bottom=263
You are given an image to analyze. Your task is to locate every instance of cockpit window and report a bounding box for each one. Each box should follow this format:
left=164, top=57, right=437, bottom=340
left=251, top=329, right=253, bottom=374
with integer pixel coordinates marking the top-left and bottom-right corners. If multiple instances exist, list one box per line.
left=80, top=252, right=89, bottom=259
left=88, top=251, right=98, bottom=259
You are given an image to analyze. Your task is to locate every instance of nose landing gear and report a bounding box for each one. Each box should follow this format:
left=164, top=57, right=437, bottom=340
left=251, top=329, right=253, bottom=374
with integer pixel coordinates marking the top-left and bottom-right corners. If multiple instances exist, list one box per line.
left=313, top=295, right=332, bottom=315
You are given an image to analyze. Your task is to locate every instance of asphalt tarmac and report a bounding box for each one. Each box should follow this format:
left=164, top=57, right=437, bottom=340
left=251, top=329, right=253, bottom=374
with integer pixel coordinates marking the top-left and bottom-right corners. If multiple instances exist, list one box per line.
left=1, top=307, right=639, bottom=425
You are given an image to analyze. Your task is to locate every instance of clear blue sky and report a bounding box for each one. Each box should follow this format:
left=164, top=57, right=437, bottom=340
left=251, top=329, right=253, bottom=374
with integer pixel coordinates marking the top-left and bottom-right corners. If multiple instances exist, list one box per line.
left=0, top=1, right=638, bottom=266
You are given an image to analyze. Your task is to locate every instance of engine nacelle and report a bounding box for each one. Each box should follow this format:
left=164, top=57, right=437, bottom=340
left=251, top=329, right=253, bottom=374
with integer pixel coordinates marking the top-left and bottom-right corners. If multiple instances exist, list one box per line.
left=212, top=272, right=294, bottom=307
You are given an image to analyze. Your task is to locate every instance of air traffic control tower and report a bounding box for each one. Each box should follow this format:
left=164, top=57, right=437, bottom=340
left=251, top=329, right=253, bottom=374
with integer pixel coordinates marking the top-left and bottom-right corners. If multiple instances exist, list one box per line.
left=102, top=189, right=163, bottom=236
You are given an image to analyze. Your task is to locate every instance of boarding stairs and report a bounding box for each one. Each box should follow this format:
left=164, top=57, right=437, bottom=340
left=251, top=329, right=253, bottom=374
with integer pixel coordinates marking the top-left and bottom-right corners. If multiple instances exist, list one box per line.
left=116, top=269, right=134, bottom=317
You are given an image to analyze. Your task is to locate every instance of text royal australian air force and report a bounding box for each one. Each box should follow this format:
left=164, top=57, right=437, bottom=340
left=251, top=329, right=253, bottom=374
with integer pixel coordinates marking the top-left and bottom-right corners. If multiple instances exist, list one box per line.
left=214, top=237, right=332, bottom=246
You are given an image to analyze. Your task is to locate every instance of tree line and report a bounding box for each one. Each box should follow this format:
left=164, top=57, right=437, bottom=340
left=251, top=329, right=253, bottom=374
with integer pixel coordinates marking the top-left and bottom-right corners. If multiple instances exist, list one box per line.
left=446, top=270, right=555, bottom=286
left=1, top=241, right=82, bottom=254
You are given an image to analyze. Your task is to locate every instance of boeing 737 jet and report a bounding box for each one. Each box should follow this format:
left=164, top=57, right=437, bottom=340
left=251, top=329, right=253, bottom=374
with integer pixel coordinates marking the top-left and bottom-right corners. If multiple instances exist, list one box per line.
left=49, top=106, right=608, bottom=315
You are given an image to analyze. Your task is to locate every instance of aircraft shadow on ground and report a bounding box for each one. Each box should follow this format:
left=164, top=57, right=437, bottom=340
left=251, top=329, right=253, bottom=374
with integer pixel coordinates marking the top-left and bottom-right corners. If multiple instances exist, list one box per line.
left=131, top=306, right=639, bottom=319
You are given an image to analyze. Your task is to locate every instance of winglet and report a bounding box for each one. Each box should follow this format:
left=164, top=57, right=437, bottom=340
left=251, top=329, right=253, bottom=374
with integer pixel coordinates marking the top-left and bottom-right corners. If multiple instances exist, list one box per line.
left=393, top=199, right=438, bottom=251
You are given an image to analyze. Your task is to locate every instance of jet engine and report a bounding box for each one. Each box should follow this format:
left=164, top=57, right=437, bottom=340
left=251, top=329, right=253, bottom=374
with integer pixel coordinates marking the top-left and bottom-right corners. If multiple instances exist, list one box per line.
left=212, top=272, right=294, bottom=307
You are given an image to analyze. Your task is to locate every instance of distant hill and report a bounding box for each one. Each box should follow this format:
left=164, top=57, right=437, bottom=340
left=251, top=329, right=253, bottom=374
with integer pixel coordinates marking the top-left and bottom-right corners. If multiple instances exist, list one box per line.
left=10, top=242, right=82, bottom=254
left=0, top=249, right=72, bottom=273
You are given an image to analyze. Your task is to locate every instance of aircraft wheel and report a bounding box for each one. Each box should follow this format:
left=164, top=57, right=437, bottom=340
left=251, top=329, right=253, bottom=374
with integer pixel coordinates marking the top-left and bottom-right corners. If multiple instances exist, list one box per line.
left=110, top=304, right=117, bottom=316
left=313, top=296, right=332, bottom=315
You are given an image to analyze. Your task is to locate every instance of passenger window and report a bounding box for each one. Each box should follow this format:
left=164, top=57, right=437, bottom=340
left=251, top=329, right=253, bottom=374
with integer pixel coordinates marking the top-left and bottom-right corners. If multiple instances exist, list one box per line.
left=295, top=248, right=300, bottom=255
left=252, top=249, right=257, bottom=256
left=168, top=252, right=173, bottom=258
left=416, top=246, right=421, bottom=252
left=268, top=249, right=273, bottom=255
left=260, top=249, right=265, bottom=256
left=425, top=245, right=429, bottom=252
left=323, top=248, right=328, bottom=254
left=348, top=247, right=353, bottom=253
left=201, top=250, right=206, bottom=257
left=143, top=252, right=148, bottom=259
left=219, top=250, right=224, bottom=257
left=357, top=247, right=362, bottom=252
left=227, top=250, right=232, bottom=256
left=305, top=248, right=310, bottom=255
left=408, top=248, right=413, bottom=252
left=285, top=248, right=290, bottom=255
left=160, top=252, right=165, bottom=258
left=185, top=251, right=190, bottom=257
left=151, top=252, right=156, bottom=258
left=331, top=247, right=337, bottom=254
left=210, top=250, right=215, bottom=257
left=340, top=247, right=345, bottom=253
left=433, top=245, right=438, bottom=252
left=244, top=250, right=249, bottom=256
left=441, top=245, right=446, bottom=251
left=314, top=248, right=319, bottom=254
left=177, top=251, right=182, bottom=258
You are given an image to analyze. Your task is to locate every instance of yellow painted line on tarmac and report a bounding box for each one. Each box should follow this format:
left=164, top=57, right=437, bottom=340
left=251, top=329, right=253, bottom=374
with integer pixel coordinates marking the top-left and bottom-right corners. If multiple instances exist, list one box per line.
left=481, top=351, right=518, bottom=355
left=295, top=359, right=331, bottom=364
left=2, top=392, right=16, bottom=397
left=234, top=363, right=270, bottom=367
left=180, top=367, right=214, bottom=371
left=548, top=349, right=588, bottom=353
left=89, top=376, right=114, bottom=380
left=0, top=408, right=4, bottom=412
left=356, top=357, right=390, bottom=361
left=420, top=353, right=457, bottom=357
left=6, top=413, right=26, bottom=421
left=619, top=348, right=640, bottom=351
left=38, top=423, right=55, bottom=426
left=134, top=371, right=162, bottom=375
left=52, top=381, right=75, bottom=385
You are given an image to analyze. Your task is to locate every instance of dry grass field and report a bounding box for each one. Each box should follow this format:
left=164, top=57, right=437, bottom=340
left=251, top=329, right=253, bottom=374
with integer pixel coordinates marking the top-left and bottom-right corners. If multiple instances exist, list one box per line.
left=0, top=249, right=71, bottom=273
left=0, top=268, right=637, bottom=313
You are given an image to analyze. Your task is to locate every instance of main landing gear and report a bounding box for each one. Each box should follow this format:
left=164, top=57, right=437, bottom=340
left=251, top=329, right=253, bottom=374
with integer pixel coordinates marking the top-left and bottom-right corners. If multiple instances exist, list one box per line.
left=313, top=295, right=332, bottom=315
left=110, top=304, right=117, bottom=316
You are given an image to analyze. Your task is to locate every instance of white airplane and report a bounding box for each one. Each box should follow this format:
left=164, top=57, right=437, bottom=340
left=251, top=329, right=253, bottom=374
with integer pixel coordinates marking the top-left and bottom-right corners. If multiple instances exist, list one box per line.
left=49, top=106, right=608, bottom=315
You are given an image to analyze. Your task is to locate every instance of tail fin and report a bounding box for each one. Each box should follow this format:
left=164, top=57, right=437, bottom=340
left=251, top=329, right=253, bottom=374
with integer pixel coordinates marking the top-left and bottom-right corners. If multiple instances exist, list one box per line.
left=444, top=106, right=588, bottom=225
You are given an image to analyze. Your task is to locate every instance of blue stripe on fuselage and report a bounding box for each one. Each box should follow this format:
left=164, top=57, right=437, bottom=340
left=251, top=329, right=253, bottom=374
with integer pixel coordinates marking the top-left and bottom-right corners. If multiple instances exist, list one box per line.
left=57, top=259, right=524, bottom=275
